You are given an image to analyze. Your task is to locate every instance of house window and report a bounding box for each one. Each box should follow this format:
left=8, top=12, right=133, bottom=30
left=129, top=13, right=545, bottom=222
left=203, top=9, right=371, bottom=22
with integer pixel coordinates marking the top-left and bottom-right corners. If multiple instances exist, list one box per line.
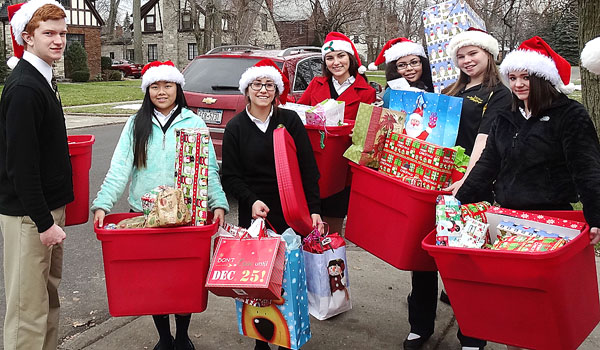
left=353, top=35, right=360, bottom=43
left=298, top=25, right=303, bottom=35
left=261, top=14, right=267, bottom=31
left=222, top=15, right=229, bottom=31
left=148, top=44, right=158, bottom=61
left=181, top=11, right=192, bottom=30
left=126, top=49, right=135, bottom=61
left=145, top=14, right=156, bottom=31
left=265, top=44, right=275, bottom=49
left=109, top=52, right=115, bottom=59
left=188, top=43, right=198, bottom=60
left=66, top=33, right=85, bottom=52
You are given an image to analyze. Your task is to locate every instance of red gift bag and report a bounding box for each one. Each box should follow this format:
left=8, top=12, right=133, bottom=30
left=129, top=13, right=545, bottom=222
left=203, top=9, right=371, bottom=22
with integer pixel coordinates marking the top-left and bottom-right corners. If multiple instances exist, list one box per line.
left=206, top=232, right=286, bottom=299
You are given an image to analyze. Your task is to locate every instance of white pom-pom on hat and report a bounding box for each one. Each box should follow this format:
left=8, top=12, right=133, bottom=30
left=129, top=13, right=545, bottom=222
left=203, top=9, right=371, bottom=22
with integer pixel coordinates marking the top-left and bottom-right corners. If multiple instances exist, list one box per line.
left=581, top=36, right=600, bottom=75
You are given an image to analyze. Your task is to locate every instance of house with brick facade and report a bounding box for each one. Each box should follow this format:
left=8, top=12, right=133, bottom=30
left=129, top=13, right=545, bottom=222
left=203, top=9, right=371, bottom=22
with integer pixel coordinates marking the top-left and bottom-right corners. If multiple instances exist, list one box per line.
left=102, top=0, right=281, bottom=71
left=271, top=0, right=324, bottom=48
left=0, top=0, right=105, bottom=80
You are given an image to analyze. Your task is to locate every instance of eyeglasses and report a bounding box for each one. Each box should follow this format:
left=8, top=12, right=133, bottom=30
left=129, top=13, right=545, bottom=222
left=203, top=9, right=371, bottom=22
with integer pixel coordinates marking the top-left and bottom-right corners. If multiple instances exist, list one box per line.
left=250, top=82, right=276, bottom=91
left=396, top=59, right=422, bottom=70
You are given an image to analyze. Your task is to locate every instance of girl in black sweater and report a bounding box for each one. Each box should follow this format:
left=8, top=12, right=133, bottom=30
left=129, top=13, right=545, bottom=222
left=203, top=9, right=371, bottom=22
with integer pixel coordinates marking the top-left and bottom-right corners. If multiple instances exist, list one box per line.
left=222, top=59, right=323, bottom=350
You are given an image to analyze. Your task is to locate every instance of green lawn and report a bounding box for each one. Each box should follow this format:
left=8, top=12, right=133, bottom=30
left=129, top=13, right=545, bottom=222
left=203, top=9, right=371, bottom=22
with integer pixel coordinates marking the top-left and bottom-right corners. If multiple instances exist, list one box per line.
left=0, top=79, right=144, bottom=107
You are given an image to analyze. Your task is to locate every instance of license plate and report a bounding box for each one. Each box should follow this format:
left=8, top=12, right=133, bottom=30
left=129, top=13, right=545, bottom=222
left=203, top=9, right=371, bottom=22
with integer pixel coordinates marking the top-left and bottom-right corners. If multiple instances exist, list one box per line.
left=197, top=108, right=223, bottom=124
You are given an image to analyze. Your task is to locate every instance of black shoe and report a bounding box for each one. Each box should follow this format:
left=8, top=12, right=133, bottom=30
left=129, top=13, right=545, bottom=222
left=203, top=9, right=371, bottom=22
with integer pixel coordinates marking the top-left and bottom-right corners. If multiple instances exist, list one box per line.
left=254, top=340, right=271, bottom=350
left=403, top=334, right=431, bottom=350
left=154, top=336, right=175, bottom=350
left=175, top=337, right=195, bottom=350
left=440, top=290, right=451, bottom=306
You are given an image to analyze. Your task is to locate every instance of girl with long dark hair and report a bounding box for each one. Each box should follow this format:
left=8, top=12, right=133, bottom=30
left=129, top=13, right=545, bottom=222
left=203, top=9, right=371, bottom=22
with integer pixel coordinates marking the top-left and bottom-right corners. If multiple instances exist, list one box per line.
left=92, top=60, right=228, bottom=350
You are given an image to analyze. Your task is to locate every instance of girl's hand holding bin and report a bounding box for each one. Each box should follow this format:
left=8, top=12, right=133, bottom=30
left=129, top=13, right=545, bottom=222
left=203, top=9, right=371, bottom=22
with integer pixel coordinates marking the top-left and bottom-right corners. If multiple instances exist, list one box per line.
left=94, top=209, right=106, bottom=228
left=213, top=208, right=225, bottom=227
left=590, top=227, right=600, bottom=245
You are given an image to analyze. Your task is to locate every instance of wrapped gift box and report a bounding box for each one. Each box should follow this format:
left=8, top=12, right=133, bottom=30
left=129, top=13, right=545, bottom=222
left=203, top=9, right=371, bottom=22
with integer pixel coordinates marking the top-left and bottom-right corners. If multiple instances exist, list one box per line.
left=305, top=99, right=345, bottom=126
left=422, top=0, right=486, bottom=92
left=343, top=102, right=406, bottom=168
left=174, top=128, right=210, bottom=226
left=379, top=132, right=456, bottom=190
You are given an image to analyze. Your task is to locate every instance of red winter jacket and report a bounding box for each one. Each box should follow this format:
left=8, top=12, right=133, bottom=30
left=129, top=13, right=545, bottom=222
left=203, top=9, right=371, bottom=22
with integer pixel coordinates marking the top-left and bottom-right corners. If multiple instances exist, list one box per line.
left=297, top=75, right=376, bottom=121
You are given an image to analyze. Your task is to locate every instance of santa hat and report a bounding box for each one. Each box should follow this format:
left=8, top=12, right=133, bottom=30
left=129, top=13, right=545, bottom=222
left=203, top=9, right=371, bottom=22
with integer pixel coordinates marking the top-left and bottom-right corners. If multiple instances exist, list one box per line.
left=322, top=32, right=367, bottom=74
left=368, top=38, right=426, bottom=71
left=447, top=27, right=499, bottom=65
left=7, top=0, right=68, bottom=69
left=581, top=36, right=600, bottom=75
left=140, top=60, right=185, bottom=92
left=500, top=36, right=574, bottom=94
left=238, top=59, right=289, bottom=103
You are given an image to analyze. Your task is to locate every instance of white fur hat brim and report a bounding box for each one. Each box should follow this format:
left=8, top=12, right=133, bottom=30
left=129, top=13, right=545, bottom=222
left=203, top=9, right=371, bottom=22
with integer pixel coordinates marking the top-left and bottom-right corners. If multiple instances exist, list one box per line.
left=238, top=66, right=284, bottom=95
left=322, top=40, right=354, bottom=59
left=448, top=30, right=499, bottom=65
left=10, top=0, right=68, bottom=46
left=141, top=65, right=185, bottom=92
left=581, top=37, right=600, bottom=75
left=500, top=49, right=573, bottom=94
left=384, top=42, right=426, bottom=63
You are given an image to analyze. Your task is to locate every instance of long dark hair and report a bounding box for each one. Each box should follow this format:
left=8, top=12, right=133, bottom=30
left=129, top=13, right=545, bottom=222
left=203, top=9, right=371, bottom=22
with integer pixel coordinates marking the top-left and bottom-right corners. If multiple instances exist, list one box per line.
left=511, top=74, right=560, bottom=118
left=385, top=56, right=434, bottom=93
left=443, top=51, right=500, bottom=96
left=322, top=52, right=367, bottom=80
left=133, top=83, right=188, bottom=168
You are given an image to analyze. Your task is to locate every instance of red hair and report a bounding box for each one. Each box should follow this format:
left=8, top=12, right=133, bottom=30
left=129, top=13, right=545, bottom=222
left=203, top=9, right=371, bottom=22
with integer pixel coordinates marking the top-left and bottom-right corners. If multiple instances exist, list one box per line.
left=24, top=4, right=66, bottom=35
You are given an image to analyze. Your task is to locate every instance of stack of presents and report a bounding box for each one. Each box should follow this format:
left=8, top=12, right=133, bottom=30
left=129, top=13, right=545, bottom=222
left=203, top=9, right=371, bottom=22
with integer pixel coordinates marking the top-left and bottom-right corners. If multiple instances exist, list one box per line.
left=93, top=1, right=600, bottom=349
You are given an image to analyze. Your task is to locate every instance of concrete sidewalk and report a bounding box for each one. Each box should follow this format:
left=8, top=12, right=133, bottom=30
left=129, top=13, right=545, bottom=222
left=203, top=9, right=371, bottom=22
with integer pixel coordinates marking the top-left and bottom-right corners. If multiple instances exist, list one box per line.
left=58, top=242, right=600, bottom=350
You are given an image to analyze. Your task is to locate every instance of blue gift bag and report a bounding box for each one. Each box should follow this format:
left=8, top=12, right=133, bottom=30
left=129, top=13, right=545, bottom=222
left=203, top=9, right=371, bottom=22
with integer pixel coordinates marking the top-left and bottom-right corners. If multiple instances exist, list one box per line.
left=389, top=90, right=463, bottom=148
left=236, top=247, right=311, bottom=349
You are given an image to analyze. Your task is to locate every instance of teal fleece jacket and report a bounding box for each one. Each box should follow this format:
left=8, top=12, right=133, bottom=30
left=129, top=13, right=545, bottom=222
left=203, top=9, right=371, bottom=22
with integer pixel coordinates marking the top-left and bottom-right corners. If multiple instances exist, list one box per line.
left=91, top=108, right=229, bottom=214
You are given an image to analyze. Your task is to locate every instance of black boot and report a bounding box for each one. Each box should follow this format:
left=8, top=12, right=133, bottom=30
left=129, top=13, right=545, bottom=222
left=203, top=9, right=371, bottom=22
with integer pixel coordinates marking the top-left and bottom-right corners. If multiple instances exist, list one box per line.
left=174, top=314, right=195, bottom=350
left=152, top=314, right=174, bottom=350
left=254, top=339, right=271, bottom=350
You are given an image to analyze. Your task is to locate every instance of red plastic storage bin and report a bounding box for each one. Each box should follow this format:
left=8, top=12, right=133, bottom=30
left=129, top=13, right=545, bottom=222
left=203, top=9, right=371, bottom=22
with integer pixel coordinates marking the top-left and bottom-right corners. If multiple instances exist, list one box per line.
left=422, top=210, right=600, bottom=350
left=95, top=213, right=218, bottom=316
left=305, top=123, right=353, bottom=198
left=66, top=135, right=95, bottom=226
left=345, top=163, right=448, bottom=271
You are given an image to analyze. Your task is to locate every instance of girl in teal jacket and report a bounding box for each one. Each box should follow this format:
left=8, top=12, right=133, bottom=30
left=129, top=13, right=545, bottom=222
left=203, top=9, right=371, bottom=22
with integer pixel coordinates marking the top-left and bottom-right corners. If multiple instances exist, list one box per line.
left=91, top=60, right=228, bottom=350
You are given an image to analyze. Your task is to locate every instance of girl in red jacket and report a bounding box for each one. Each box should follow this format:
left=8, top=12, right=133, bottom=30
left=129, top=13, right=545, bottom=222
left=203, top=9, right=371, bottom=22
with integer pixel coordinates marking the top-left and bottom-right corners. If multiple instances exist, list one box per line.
left=297, top=32, right=376, bottom=233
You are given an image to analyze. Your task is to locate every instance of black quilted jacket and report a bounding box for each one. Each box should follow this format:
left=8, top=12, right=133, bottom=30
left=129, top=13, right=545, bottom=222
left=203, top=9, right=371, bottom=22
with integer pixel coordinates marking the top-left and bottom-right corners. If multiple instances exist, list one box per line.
left=457, top=94, right=600, bottom=228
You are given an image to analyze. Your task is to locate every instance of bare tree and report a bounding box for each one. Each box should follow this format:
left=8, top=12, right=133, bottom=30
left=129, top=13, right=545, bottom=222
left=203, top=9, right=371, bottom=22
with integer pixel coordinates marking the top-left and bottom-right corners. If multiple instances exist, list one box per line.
left=133, top=0, right=142, bottom=63
left=579, top=0, right=600, bottom=132
left=105, top=0, right=122, bottom=38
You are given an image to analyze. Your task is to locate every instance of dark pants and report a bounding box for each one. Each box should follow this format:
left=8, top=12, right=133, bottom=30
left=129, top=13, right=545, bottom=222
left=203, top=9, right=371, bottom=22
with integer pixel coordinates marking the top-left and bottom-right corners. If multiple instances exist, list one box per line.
left=408, top=271, right=487, bottom=348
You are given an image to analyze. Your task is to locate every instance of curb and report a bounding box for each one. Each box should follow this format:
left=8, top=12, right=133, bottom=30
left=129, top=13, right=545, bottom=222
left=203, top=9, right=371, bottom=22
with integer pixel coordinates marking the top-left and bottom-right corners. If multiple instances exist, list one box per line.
left=59, top=316, right=139, bottom=350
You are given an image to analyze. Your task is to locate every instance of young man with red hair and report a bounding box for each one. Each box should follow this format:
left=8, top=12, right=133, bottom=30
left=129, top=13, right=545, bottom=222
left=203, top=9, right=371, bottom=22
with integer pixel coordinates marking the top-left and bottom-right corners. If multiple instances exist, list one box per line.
left=0, top=1, right=72, bottom=349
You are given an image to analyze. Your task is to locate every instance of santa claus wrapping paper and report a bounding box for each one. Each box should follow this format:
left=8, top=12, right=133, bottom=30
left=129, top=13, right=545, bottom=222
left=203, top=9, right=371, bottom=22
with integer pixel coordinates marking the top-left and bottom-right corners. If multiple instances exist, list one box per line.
left=389, top=90, right=462, bottom=148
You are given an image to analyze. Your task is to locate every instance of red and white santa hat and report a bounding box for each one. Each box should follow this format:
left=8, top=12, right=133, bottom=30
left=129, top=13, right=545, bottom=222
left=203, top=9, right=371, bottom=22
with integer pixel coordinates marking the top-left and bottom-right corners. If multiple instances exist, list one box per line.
left=321, top=32, right=367, bottom=74
left=238, top=59, right=289, bottom=103
left=447, top=27, right=499, bottom=65
left=500, top=36, right=574, bottom=94
left=368, top=38, right=426, bottom=71
left=140, top=60, right=185, bottom=91
left=7, top=0, right=68, bottom=69
left=581, top=36, right=600, bottom=75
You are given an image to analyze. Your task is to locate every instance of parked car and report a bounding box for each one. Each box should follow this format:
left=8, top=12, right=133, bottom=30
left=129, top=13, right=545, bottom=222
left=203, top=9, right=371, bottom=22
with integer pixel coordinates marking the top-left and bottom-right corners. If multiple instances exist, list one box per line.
left=111, top=59, right=143, bottom=78
left=182, top=45, right=323, bottom=160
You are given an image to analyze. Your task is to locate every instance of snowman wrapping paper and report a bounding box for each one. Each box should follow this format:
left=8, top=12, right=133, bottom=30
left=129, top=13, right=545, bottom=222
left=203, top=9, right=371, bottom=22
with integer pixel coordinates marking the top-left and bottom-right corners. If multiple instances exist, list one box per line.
left=389, top=90, right=462, bottom=148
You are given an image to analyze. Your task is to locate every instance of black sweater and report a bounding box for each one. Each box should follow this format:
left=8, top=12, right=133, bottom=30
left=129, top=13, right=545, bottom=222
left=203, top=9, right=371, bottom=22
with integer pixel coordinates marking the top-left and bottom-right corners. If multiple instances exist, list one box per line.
left=457, top=95, right=600, bottom=227
left=222, top=108, right=320, bottom=233
left=0, top=60, right=73, bottom=232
